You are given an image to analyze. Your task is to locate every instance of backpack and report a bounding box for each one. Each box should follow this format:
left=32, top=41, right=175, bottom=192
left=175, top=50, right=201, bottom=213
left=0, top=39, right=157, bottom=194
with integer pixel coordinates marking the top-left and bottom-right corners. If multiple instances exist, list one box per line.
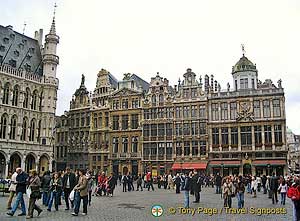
left=287, top=186, right=300, bottom=201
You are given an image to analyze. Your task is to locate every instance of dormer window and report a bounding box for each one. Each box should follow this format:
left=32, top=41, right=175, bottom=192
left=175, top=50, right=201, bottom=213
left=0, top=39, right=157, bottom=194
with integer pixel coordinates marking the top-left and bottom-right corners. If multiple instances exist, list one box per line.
left=0, top=45, right=5, bottom=52
left=13, top=50, right=19, bottom=57
left=3, top=37, right=9, bottom=44
left=9, top=59, right=16, bottom=68
left=29, top=48, right=35, bottom=54
left=240, top=78, right=248, bottom=89
left=18, top=43, right=24, bottom=50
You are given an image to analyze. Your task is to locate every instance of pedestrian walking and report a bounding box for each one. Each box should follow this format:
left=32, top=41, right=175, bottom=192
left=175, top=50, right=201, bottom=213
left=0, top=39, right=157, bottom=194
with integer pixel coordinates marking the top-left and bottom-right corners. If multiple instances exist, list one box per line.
left=235, top=176, right=245, bottom=209
left=41, top=171, right=51, bottom=206
left=47, top=172, right=62, bottom=212
left=7, top=169, right=17, bottom=210
left=136, top=174, right=143, bottom=191
left=215, top=173, right=222, bottom=194
left=122, top=174, right=128, bottom=192
left=62, top=167, right=76, bottom=210
left=251, top=176, right=257, bottom=198
left=278, top=179, right=287, bottom=205
left=147, top=172, right=154, bottom=191
left=222, top=178, right=233, bottom=208
left=270, top=172, right=279, bottom=204
left=87, top=174, right=93, bottom=205
left=26, top=169, right=43, bottom=219
left=72, top=169, right=88, bottom=216
left=174, top=174, right=181, bottom=194
left=7, top=168, right=28, bottom=217
left=183, top=171, right=192, bottom=209
left=192, top=171, right=202, bottom=203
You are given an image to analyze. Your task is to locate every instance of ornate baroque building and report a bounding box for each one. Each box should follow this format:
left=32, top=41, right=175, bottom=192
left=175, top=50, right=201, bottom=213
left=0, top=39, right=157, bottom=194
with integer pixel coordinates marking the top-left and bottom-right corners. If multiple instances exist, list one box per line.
left=0, top=17, right=59, bottom=177
left=55, top=52, right=287, bottom=177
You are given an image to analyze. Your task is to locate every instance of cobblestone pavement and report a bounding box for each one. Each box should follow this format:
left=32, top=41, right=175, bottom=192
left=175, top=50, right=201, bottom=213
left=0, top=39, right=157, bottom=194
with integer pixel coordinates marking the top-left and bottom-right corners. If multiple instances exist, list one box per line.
left=0, top=184, right=293, bottom=221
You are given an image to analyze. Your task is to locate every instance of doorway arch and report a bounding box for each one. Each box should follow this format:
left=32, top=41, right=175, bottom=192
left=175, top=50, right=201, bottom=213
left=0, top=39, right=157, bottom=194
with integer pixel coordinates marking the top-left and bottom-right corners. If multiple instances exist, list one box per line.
left=122, top=166, right=128, bottom=175
left=0, top=152, right=6, bottom=178
left=9, top=153, right=21, bottom=173
left=39, top=155, right=50, bottom=174
left=25, top=154, right=36, bottom=173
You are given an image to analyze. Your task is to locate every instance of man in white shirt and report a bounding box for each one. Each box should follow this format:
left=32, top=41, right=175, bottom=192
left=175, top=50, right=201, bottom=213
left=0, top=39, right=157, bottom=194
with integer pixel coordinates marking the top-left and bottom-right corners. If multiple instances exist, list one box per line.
left=7, top=169, right=18, bottom=210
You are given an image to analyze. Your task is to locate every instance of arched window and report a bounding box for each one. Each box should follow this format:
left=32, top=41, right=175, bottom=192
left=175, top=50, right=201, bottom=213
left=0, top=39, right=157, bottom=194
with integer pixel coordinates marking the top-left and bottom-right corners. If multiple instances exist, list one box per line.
left=132, top=136, right=138, bottom=152
left=9, top=115, right=17, bottom=140
left=39, top=92, right=43, bottom=111
left=2, top=83, right=10, bottom=104
left=151, top=95, right=156, bottom=106
left=159, top=94, right=164, bottom=104
left=31, top=90, right=38, bottom=110
left=0, top=114, right=8, bottom=139
left=122, top=137, right=128, bottom=153
left=29, top=119, right=36, bottom=141
left=23, top=88, right=30, bottom=108
left=21, top=117, right=28, bottom=141
left=12, top=85, right=19, bottom=106
left=37, top=120, right=41, bottom=142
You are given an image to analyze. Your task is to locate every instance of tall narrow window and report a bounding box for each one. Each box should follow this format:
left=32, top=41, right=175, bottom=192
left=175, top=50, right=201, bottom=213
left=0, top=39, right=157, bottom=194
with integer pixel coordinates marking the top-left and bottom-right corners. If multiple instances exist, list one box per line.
left=113, top=137, right=119, bottom=153
left=253, top=100, right=261, bottom=118
left=9, top=115, right=17, bottom=140
left=184, top=141, right=190, bottom=156
left=183, top=106, right=189, bottom=118
left=212, top=128, right=219, bottom=145
left=183, top=123, right=190, bottom=135
left=166, top=123, right=172, bottom=136
left=230, top=102, right=237, bottom=120
left=199, top=122, right=206, bottom=135
left=29, top=119, right=36, bottom=141
left=143, top=125, right=150, bottom=137
left=175, top=107, right=181, bottom=118
left=263, top=100, right=271, bottom=118
left=191, top=106, right=197, bottom=117
left=131, top=114, right=138, bottom=129
left=211, top=103, right=219, bottom=121
left=0, top=114, right=8, bottom=139
left=274, top=125, right=282, bottom=143
left=159, top=94, right=164, bottom=105
left=221, top=103, right=228, bottom=120
left=254, top=126, right=262, bottom=146
left=122, top=137, right=128, bottom=153
left=200, top=141, right=206, bottom=155
left=151, top=124, right=157, bottom=136
left=199, top=105, right=206, bottom=118
left=132, top=137, right=138, bottom=152
left=273, top=99, right=281, bottom=117
left=37, top=120, right=41, bottom=142
left=23, top=88, right=30, bottom=108
left=21, top=117, right=28, bottom=141
left=176, top=142, right=182, bottom=156
left=122, top=115, right=128, bottom=130
left=192, top=141, right=198, bottom=156
left=264, top=125, right=272, bottom=144
left=12, top=85, right=19, bottom=106
left=31, top=90, right=38, bottom=110
left=191, top=122, right=198, bottom=135
left=221, top=127, right=228, bottom=145
left=158, top=124, right=165, bottom=137
left=2, top=83, right=10, bottom=105
left=231, top=127, right=238, bottom=146
left=112, top=116, right=119, bottom=130
left=39, top=92, right=43, bottom=111
left=151, top=95, right=156, bottom=106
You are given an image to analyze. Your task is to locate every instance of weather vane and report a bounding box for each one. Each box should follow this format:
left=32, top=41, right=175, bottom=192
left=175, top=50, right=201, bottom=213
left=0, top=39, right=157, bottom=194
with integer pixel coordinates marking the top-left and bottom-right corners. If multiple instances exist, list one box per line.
left=53, top=2, right=57, bottom=18
left=241, top=44, right=246, bottom=56
left=22, top=21, right=27, bottom=34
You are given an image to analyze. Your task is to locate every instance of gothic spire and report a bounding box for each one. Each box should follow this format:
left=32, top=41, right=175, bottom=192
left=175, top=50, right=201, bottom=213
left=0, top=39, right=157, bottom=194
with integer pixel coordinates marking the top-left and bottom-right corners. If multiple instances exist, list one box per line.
left=49, top=3, right=57, bottom=34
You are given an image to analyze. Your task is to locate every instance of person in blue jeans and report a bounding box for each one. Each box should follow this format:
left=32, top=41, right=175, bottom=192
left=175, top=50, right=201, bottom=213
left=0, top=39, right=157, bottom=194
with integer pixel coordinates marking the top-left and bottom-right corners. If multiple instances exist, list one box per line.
left=7, top=168, right=28, bottom=217
left=235, top=176, right=245, bottom=209
left=72, top=169, right=88, bottom=216
left=47, top=172, right=62, bottom=211
left=183, top=171, right=192, bottom=208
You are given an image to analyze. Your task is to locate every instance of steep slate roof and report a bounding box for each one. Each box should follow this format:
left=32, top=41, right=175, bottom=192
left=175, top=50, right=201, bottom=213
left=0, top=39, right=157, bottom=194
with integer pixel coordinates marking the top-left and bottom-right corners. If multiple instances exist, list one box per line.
left=108, top=73, right=118, bottom=88
left=130, top=74, right=150, bottom=91
left=0, top=25, right=43, bottom=75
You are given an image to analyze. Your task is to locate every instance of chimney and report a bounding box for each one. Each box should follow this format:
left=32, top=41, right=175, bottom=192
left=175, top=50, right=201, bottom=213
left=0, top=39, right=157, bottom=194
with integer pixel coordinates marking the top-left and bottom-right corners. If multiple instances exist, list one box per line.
left=6, top=25, right=13, bottom=30
left=38, top=29, right=43, bottom=47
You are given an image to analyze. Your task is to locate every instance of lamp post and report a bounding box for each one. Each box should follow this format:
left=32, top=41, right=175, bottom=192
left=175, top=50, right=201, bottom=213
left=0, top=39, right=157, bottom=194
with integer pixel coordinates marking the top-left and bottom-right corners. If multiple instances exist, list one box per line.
left=221, top=163, right=224, bottom=177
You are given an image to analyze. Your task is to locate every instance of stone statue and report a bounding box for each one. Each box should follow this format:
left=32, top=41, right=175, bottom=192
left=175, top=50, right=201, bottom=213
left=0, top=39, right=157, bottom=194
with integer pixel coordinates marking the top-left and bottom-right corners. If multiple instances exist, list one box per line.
left=277, top=79, right=282, bottom=88
left=81, top=74, right=85, bottom=86
left=227, top=82, right=230, bottom=91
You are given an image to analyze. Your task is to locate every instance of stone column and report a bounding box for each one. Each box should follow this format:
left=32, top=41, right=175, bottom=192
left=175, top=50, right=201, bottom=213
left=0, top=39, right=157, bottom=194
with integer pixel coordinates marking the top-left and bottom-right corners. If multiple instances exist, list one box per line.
left=21, top=156, right=26, bottom=170
left=260, top=100, right=263, bottom=118
left=238, top=127, right=241, bottom=151
left=270, top=99, right=274, bottom=118
left=251, top=126, right=255, bottom=151
left=271, top=125, right=275, bottom=150
left=5, top=161, right=9, bottom=178
left=228, top=127, right=232, bottom=150
left=262, top=125, right=265, bottom=150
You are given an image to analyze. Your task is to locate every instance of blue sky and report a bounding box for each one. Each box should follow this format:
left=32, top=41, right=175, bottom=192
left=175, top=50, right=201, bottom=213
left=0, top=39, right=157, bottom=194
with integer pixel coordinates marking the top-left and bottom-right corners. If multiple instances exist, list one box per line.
left=2, top=0, right=300, bottom=134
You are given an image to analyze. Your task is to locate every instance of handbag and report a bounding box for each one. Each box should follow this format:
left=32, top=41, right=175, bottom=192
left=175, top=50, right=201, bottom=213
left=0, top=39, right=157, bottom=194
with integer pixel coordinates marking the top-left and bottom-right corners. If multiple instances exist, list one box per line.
left=69, top=190, right=75, bottom=201
left=26, top=187, right=31, bottom=198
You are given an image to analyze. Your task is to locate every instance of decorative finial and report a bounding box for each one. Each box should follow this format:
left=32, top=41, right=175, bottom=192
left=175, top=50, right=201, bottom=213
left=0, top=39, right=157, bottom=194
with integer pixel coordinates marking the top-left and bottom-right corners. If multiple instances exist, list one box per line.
left=241, top=44, right=246, bottom=56
left=49, top=3, right=57, bottom=34
left=81, top=74, right=85, bottom=86
left=22, top=21, right=27, bottom=35
left=53, top=2, right=57, bottom=19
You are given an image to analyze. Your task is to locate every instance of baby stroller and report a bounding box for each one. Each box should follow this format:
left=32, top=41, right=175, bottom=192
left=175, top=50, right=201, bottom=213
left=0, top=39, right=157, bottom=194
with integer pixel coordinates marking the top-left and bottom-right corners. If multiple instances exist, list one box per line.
left=97, top=183, right=106, bottom=196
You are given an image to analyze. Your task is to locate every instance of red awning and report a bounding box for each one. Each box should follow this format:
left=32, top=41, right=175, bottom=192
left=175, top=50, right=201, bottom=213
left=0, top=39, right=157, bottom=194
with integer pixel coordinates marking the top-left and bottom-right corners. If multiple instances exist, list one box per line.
left=209, top=160, right=241, bottom=167
left=253, top=159, right=286, bottom=166
left=171, top=162, right=207, bottom=170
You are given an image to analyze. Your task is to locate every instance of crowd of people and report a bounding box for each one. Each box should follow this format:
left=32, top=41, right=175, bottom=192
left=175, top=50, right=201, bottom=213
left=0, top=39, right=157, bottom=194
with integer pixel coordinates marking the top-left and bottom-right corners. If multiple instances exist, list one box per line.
left=3, top=167, right=300, bottom=220
left=5, top=167, right=116, bottom=219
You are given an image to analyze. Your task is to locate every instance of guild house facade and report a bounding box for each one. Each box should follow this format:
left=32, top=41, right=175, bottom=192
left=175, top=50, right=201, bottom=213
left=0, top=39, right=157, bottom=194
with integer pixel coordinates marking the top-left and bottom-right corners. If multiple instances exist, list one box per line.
left=55, top=52, right=287, bottom=177
left=0, top=17, right=59, bottom=177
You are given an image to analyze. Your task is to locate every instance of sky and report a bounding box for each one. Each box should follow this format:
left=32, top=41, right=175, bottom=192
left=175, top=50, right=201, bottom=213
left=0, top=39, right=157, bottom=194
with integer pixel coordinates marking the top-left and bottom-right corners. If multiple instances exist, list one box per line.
left=1, top=0, right=300, bottom=134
